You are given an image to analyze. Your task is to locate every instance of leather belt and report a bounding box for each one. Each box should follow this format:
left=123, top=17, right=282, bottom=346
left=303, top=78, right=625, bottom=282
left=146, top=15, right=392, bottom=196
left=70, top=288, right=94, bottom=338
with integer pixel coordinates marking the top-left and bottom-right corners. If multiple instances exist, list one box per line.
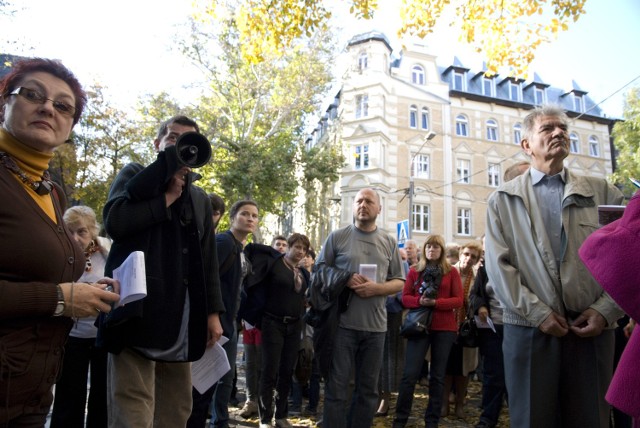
left=263, top=312, right=300, bottom=324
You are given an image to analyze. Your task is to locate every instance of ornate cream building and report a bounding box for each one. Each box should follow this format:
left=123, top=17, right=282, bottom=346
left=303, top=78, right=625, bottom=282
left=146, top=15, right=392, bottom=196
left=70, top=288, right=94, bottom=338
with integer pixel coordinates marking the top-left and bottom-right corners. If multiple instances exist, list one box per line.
left=304, top=32, right=617, bottom=248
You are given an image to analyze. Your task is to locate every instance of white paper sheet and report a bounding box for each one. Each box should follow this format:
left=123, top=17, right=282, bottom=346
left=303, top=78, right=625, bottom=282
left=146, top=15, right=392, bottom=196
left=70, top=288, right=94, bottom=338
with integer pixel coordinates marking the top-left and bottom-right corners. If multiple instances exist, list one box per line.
left=191, top=336, right=230, bottom=394
left=474, top=315, right=496, bottom=333
left=112, top=251, right=147, bottom=307
left=359, top=264, right=377, bottom=282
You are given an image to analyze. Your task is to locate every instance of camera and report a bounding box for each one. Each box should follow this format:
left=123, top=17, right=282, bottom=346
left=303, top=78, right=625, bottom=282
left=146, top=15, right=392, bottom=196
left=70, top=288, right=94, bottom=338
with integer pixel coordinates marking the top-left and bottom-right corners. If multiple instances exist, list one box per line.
left=175, top=132, right=212, bottom=168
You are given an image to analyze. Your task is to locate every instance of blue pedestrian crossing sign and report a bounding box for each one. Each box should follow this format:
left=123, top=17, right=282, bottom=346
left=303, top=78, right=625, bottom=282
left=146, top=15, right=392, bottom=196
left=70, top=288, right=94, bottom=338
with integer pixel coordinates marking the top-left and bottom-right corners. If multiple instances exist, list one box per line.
left=397, top=220, right=409, bottom=248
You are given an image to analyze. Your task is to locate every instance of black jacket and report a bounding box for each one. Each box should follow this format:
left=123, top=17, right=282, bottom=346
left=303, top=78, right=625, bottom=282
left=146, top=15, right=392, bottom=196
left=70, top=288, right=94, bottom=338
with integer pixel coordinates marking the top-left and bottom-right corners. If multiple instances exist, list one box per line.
left=98, top=146, right=224, bottom=361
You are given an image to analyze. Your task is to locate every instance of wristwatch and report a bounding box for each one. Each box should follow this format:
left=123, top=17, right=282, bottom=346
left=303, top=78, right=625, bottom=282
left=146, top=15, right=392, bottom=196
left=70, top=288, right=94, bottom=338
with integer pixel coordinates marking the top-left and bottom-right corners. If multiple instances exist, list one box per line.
left=54, top=285, right=65, bottom=317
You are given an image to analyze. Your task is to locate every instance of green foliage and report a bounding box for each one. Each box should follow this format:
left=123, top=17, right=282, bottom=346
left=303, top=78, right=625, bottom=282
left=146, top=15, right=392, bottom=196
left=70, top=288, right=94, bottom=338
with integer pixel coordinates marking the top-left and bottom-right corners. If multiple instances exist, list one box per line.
left=49, top=84, right=153, bottom=221
left=611, top=87, right=640, bottom=198
left=176, top=14, right=336, bottom=226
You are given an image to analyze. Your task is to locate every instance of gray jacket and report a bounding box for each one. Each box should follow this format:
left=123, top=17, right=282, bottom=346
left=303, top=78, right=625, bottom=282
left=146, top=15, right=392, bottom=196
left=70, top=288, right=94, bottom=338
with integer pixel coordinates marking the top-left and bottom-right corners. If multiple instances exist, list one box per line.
left=485, top=169, right=624, bottom=328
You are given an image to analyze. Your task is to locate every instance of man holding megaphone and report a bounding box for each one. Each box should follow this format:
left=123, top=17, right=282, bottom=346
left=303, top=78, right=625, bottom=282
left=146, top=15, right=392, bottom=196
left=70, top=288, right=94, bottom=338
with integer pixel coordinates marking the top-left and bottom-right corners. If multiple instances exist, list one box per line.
left=98, top=115, right=224, bottom=428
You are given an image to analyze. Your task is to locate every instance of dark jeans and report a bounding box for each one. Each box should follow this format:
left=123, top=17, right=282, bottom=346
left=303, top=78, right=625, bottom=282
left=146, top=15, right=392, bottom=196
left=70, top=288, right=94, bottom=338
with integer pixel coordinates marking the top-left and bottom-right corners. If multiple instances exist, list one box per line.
left=187, top=327, right=238, bottom=428
left=477, top=324, right=506, bottom=427
left=258, top=316, right=302, bottom=423
left=51, top=336, right=108, bottom=428
left=394, top=331, right=456, bottom=427
left=322, top=327, right=385, bottom=428
left=291, top=356, right=321, bottom=411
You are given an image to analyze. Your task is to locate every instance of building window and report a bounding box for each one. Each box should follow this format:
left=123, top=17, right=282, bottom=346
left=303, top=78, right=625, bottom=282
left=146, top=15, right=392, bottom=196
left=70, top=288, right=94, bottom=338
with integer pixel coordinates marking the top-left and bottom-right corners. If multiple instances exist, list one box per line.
left=482, top=76, right=495, bottom=97
left=412, top=65, right=425, bottom=85
left=355, top=94, right=368, bottom=118
left=421, top=108, right=429, bottom=130
left=513, top=123, right=522, bottom=145
left=457, top=208, right=471, bottom=236
left=488, top=163, right=501, bottom=187
left=354, top=144, right=369, bottom=169
left=455, top=114, right=469, bottom=136
left=570, top=133, right=580, bottom=153
left=412, top=154, right=430, bottom=178
left=358, top=52, right=368, bottom=71
left=574, top=94, right=584, bottom=113
left=534, top=87, right=546, bottom=105
left=412, top=204, right=430, bottom=232
left=509, top=80, right=521, bottom=102
left=486, top=119, right=499, bottom=141
left=453, top=71, right=465, bottom=91
left=457, top=159, right=471, bottom=184
left=409, top=105, right=417, bottom=128
left=589, top=136, right=600, bottom=157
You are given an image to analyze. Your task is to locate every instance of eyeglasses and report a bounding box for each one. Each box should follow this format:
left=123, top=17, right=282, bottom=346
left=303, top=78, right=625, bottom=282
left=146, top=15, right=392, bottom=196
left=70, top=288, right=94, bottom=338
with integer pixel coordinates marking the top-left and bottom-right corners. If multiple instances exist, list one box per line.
left=462, top=252, right=478, bottom=260
left=6, top=87, right=76, bottom=117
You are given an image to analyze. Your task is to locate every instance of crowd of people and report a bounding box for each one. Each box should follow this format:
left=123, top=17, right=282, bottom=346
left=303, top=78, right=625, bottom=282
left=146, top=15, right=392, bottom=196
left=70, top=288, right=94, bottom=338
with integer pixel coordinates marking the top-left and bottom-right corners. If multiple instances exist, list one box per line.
left=1, top=57, right=639, bottom=428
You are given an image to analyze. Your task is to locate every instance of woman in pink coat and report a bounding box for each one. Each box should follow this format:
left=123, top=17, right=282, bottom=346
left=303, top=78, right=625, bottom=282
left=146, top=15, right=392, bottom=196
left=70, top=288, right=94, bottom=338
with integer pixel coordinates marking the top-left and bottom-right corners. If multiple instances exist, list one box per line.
left=580, top=190, right=640, bottom=427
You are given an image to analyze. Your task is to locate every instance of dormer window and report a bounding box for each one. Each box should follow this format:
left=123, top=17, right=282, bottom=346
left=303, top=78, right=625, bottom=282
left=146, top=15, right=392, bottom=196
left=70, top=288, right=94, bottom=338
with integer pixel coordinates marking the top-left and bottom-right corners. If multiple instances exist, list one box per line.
left=412, top=65, right=425, bottom=85
left=509, top=80, right=522, bottom=102
left=574, top=93, right=584, bottom=113
left=482, top=76, right=495, bottom=97
left=453, top=71, right=466, bottom=91
left=534, top=87, right=546, bottom=105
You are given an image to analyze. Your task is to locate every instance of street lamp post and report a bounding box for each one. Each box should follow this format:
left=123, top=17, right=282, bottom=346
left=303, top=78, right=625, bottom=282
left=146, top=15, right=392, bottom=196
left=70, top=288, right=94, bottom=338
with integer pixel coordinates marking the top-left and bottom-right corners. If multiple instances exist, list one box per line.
left=408, top=131, right=436, bottom=238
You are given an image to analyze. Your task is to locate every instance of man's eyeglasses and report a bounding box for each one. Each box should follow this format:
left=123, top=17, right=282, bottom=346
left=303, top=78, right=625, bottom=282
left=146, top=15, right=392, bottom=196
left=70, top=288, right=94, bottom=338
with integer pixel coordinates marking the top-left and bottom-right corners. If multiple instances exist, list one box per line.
left=6, top=87, right=76, bottom=117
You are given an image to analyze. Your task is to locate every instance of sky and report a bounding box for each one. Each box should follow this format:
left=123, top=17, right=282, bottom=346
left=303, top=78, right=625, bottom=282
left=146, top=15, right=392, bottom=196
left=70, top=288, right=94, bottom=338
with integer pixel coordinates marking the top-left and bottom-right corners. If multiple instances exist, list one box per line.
left=2, top=0, right=639, bottom=118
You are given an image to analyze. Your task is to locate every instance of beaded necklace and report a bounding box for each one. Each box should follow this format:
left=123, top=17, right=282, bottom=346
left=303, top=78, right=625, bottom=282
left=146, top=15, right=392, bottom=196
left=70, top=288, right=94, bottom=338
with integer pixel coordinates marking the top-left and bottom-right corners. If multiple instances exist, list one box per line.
left=0, top=151, right=53, bottom=195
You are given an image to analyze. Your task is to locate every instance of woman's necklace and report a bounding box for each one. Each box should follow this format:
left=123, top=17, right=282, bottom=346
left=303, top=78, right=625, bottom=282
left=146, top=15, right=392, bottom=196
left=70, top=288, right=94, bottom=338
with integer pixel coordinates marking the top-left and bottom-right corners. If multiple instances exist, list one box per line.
left=84, top=240, right=99, bottom=272
left=0, top=151, right=53, bottom=195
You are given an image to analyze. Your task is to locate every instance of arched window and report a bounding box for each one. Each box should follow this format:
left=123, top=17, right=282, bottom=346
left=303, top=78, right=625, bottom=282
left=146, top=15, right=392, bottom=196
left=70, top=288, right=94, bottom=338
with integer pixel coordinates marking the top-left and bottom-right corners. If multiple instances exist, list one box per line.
left=570, top=133, right=580, bottom=153
left=589, top=135, right=600, bottom=157
left=421, top=108, right=429, bottom=130
left=513, top=123, right=522, bottom=145
left=455, top=115, right=468, bottom=136
left=412, top=65, right=425, bottom=85
left=486, top=119, right=499, bottom=141
left=409, top=105, right=418, bottom=128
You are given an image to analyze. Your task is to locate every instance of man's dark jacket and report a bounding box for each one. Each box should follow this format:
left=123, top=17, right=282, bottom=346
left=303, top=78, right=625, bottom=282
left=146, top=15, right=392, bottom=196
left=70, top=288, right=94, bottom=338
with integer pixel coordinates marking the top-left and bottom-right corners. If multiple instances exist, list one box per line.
left=98, top=146, right=224, bottom=361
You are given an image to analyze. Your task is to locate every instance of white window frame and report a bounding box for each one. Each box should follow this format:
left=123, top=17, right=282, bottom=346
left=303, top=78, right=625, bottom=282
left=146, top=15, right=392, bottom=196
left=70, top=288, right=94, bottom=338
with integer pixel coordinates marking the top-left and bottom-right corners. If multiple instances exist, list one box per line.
left=482, top=76, right=495, bottom=97
left=412, top=65, right=425, bottom=85
left=453, top=71, right=465, bottom=91
left=488, top=163, right=501, bottom=187
left=355, top=94, right=368, bottom=118
left=412, top=203, right=430, bottom=232
left=513, top=123, right=522, bottom=145
left=486, top=119, right=499, bottom=141
left=457, top=159, right=471, bottom=184
left=509, top=81, right=521, bottom=102
left=534, top=87, right=546, bottom=105
left=354, top=144, right=369, bottom=169
left=570, top=133, right=580, bottom=153
left=412, top=153, right=430, bottom=179
left=574, top=94, right=585, bottom=113
left=409, top=105, right=417, bottom=129
left=421, top=107, right=429, bottom=130
left=457, top=208, right=472, bottom=236
left=455, top=115, right=468, bottom=136
left=358, top=52, right=368, bottom=71
left=589, top=136, right=600, bottom=157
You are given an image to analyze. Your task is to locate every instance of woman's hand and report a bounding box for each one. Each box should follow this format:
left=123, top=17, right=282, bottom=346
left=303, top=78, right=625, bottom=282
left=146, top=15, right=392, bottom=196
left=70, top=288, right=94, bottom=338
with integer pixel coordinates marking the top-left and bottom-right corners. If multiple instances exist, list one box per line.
left=59, top=281, right=120, bottom=318
left=478, top=306, right=489, bottom=322
left=419, top=295, right=435, bottom=307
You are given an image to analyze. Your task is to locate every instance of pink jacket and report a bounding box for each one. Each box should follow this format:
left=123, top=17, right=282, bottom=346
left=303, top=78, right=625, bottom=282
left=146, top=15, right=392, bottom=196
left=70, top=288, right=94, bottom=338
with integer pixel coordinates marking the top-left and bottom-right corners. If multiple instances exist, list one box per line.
left=579, top=190, right=640, bottom=419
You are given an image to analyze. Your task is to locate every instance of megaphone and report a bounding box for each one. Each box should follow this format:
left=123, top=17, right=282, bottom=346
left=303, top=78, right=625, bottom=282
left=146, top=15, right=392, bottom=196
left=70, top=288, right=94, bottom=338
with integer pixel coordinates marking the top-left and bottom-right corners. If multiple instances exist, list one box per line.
left=175, top=131, right=212, bottom=168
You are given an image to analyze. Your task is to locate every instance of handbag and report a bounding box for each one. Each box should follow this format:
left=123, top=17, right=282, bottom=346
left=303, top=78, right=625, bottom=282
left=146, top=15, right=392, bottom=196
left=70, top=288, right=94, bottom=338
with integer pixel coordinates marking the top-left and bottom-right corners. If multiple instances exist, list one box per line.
left=457, top=316, right=479, bottom=347
left=400, top=307, right=433, bottom=337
